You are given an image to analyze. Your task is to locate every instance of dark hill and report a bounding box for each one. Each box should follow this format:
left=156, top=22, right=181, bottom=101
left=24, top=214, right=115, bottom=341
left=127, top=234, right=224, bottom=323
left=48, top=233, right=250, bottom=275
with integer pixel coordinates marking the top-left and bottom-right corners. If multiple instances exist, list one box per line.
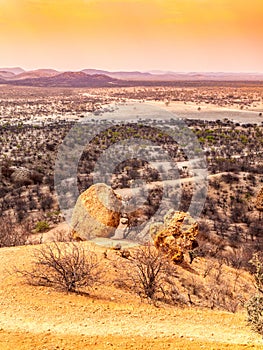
left=1, top=71, right=123, bottom=88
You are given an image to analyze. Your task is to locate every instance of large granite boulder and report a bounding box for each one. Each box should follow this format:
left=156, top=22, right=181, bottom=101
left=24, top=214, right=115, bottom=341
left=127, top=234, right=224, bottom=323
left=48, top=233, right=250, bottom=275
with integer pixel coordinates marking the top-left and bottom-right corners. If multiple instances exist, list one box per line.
left=71, top=183, right=122, bottom=241
left=152, top=210, right=199, bottom=263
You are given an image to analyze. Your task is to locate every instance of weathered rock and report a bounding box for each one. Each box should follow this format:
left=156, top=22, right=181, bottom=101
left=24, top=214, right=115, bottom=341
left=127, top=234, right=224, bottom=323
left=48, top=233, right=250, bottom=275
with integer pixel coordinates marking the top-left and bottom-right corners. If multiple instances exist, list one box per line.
left=10, top=167, right=33, bottom=185
left=71, top=183, right=122, bottom=241
left=256, top=187, right=263, bottom=211
left=10, top=167, right=43, bottom=185
left=127, top=205, right=150, bottom=227
left=153, top=211, right=199, bottom=263
left=149, top=222, right=165, bottom=239
left=120, top=249, right=131, bottom=259
left=112, top=216, right=129, bottom=240
left=164, top=209, right=177, bottom=226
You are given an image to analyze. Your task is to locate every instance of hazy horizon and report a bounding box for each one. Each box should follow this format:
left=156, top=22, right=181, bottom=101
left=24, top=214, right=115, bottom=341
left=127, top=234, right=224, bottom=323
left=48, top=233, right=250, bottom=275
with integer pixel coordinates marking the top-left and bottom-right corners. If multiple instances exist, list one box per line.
left=2, top=67, right=263, bottom=75
left=0, top=0, right=262, bottom=73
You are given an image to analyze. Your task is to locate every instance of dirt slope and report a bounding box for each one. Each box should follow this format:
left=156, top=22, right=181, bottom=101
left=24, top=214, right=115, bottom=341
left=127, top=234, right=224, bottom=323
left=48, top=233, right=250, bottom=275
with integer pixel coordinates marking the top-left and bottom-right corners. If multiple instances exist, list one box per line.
left=0, top=244, right=262, bottom=350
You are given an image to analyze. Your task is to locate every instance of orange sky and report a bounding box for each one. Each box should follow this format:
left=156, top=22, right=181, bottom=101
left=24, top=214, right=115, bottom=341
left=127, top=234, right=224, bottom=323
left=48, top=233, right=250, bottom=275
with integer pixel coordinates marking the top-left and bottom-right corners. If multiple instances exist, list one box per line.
left=0, top=0, right=263, bottom=72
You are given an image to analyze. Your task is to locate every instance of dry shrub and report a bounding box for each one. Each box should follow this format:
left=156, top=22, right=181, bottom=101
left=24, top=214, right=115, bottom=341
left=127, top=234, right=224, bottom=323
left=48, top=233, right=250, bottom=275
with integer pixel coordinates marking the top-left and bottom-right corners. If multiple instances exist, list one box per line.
left=246, top=253, right=263, bottom=335
left=17, top=242, right=103, bottom=293
left=115, top=243, right=184, bottom=304
left=181, top=258, right=243, bottom=313
left=0, top=214, right=29, bottom=247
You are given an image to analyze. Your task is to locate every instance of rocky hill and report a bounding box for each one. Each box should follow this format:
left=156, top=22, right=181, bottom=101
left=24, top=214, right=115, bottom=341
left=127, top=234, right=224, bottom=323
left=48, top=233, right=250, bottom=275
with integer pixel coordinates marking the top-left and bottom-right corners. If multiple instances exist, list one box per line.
left=0, top=71, right=122, bottom=88
left=0, top=71, right=16, bottom=79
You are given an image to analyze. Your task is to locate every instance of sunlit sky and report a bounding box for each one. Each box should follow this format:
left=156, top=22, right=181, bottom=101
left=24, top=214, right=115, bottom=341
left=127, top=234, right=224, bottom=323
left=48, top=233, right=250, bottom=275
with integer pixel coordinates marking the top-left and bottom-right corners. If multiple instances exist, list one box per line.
left=0, top=0, right=263, bottom=72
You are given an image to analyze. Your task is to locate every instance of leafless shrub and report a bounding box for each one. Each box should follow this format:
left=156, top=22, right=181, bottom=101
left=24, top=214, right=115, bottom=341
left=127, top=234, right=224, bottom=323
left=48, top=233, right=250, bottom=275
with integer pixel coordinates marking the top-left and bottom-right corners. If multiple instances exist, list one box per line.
left=17, top=242, right=103, bottom=292
left=183, top=258, right=241, bottom=313
left=203, top=260, right=215, bottom=278
left=213, top=259, right=224, bottom=283
left=118, top=243, right=182, bottom=304
left=180, top=276, right=205, bottom=305
left=53, top=229, right=74, bottom=243
left=207, top=283, right=239, bottom=313
left=205, top=259, right=241, bottom=313
left=0, top=214, right=29, bottom=247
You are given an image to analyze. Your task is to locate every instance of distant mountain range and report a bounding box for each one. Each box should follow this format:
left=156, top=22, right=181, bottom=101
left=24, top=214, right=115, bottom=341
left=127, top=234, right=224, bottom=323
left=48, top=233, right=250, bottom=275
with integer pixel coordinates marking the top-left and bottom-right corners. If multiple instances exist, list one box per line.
left=0, top=67, right=262, bottom=87
left=82, top=69, right=263, bottom=82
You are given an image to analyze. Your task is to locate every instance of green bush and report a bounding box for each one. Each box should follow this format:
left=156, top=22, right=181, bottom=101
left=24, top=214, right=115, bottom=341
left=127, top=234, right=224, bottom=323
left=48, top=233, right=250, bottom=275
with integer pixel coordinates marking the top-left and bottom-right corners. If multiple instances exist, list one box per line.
left=35, top=221, right=50, bottom=232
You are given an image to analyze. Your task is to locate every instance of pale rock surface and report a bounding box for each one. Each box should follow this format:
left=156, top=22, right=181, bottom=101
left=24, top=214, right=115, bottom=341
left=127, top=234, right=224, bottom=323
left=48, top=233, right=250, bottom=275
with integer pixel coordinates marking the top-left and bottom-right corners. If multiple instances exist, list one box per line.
left=71, top=183, right=122, bottom=240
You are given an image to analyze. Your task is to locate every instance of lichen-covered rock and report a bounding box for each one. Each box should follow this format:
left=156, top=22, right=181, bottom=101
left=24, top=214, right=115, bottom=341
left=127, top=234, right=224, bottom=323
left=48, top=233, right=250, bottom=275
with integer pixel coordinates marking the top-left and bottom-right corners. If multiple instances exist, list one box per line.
left=149, top=222, right=165, bottom=239
left=164, top=209, right=177, bottom=226
left=11, top=167, right=32, bottom=185
left=256, top=187, right=263, bottom=211
left=10, top=167, right=43, bottom=185
left=153, top=211, right=199, bottom=263
left=71, top=183, right=122, bottom=241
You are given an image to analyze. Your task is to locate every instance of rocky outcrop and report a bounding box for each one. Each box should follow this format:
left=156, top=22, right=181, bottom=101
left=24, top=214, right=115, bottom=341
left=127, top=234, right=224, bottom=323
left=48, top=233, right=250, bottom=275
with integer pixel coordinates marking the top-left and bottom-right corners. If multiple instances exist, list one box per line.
left=152, top=210, right=199, bottom=264
left=71, top=183, right=122, bottom=241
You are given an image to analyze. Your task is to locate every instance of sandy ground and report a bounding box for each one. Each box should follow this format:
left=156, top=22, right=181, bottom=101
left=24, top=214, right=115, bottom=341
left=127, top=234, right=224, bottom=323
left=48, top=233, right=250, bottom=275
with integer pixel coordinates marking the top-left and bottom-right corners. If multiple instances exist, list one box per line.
left=0, top=243, right=262, bottom=349
left=153, top=101, right=263, bottom=124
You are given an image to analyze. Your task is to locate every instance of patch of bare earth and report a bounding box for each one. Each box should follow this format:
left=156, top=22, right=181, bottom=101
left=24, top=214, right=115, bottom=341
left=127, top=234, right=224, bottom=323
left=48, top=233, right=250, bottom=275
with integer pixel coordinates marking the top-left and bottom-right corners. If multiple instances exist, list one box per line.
left=0, top=244, right=262, bottom=350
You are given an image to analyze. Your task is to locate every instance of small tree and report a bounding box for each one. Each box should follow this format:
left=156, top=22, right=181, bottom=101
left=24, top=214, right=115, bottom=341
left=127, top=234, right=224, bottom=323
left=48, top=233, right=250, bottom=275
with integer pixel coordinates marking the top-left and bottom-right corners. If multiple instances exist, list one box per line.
left=18, top=242, right=102, bottom=293
left=246, top=253, right=263, bottom=335
left=121, top=243, right=180, bottom=303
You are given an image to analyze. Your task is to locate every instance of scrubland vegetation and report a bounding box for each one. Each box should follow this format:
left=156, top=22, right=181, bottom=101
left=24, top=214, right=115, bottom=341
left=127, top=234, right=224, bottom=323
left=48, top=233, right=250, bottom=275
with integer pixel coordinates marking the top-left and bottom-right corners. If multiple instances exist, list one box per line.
left=0, top=83, right=263, bottom=341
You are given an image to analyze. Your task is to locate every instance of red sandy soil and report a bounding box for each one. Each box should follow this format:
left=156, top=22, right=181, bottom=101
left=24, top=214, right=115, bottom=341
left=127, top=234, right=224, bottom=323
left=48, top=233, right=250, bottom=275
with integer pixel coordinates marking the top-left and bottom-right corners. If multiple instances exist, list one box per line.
left=0, top=243, right=262, bottom=350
